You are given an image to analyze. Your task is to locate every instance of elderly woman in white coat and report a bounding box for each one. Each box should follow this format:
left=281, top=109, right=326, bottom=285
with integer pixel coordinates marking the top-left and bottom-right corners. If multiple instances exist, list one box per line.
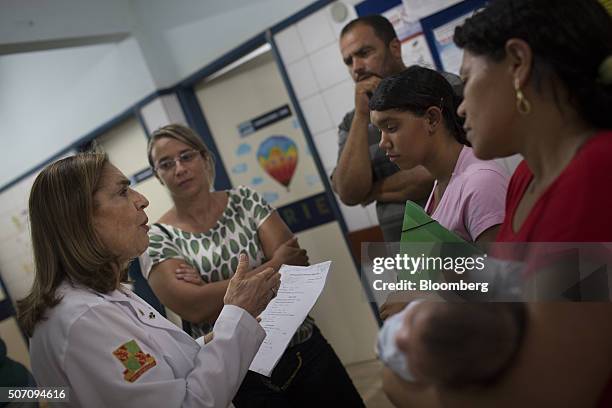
left=17, top=152, right=280, bottom=408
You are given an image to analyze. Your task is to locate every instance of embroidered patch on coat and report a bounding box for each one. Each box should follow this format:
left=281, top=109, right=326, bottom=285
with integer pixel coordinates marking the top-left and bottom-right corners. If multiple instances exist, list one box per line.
left=112, top=340, right=157, bottom=382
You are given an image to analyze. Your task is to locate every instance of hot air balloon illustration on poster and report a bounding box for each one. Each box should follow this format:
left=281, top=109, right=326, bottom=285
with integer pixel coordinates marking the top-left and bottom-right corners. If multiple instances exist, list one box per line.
left=257, top=135, right=298, bottom=190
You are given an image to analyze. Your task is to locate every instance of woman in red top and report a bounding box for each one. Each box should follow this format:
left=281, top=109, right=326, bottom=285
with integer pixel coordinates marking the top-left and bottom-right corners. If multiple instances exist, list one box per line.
left=388, top=1, right=612, bottom=407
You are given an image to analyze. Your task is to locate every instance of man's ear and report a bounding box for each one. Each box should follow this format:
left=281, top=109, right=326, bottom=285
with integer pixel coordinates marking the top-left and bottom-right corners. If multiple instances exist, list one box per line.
left=389, top=38, right=402, bottom=61
left=425, top=107, right=443, bottom=133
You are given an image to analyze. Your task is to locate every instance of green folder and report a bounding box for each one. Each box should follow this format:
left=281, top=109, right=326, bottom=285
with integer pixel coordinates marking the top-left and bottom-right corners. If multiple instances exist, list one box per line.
left=401, top=200, right=467, bottom=243
left=399, top=200, right=481, bottom=282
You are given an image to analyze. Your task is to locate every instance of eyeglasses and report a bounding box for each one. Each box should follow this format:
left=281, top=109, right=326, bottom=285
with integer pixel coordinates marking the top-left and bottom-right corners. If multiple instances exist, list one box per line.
left=154, top=150, right=202, bottom=172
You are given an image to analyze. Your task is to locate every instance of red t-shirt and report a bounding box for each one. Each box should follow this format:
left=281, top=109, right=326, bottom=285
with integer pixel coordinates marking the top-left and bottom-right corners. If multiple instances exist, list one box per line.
left=496, top=130, right=612, bottom=406
left=497, top=130, right=612, bottom=242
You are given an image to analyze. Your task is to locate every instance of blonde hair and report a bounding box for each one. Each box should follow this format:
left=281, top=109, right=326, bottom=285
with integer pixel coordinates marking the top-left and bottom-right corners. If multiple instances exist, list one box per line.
left=17, top=153, right=126, bottom=337
left=147, top=124, right=216, bottom=187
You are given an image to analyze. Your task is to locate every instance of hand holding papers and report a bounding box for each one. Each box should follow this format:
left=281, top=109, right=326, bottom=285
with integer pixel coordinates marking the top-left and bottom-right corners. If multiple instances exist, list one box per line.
left=249, top=261, right=331, bottom=376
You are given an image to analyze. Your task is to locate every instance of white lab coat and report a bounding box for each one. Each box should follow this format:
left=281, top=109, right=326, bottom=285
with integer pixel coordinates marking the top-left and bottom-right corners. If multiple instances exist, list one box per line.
left=30, top=281, right=265, bottom=408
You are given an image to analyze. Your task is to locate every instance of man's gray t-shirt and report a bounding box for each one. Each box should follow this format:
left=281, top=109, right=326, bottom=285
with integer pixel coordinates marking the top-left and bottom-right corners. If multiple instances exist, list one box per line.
left=334, top=110, right=407, bottom=242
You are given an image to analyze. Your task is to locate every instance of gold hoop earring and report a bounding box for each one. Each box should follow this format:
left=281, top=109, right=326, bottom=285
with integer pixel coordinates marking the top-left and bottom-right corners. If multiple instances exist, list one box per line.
left=514, top=78, right=531, bottom=115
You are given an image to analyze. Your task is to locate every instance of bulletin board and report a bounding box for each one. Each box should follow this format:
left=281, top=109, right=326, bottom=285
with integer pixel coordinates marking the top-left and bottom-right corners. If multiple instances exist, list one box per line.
left=420, top=0, right=487, bottom=75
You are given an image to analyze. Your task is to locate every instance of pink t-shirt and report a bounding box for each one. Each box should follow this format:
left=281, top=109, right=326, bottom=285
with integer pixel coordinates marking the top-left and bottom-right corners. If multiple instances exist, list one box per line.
left=425, top=146, right=509, bottom=242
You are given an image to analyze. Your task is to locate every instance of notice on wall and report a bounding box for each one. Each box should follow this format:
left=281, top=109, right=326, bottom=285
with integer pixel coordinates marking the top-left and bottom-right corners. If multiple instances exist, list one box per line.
left=431, top=14, right=471, bottom=75
left=382, top=3, right=435, bottom=69
left=401, top=34, right=435, bottom=69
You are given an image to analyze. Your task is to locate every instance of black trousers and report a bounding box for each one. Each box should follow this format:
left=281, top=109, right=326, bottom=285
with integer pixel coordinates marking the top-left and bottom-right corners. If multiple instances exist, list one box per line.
left=233, top=326, right=365, bottom=407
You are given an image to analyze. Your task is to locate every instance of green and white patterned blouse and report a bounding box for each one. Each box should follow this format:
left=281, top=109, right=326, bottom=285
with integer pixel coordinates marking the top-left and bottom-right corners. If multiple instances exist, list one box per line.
left=142, top=185, right=314, bottom=344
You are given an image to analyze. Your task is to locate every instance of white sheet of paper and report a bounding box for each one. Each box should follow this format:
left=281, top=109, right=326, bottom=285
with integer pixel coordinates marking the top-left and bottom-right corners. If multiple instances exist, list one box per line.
left=401, top=34, right=436, bottom=69
left=249, top=261, right=331, bottom=377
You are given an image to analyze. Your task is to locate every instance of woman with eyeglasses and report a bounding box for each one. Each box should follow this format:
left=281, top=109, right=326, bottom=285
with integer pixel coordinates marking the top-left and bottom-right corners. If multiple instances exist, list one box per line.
left=141, top=124, right=364, bottom=407
left=19, top=152, right=281, bottom=407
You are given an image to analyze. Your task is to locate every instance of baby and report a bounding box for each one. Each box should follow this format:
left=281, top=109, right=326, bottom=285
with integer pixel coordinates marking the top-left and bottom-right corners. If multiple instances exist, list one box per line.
left=377, top=300, right=526, bottom=387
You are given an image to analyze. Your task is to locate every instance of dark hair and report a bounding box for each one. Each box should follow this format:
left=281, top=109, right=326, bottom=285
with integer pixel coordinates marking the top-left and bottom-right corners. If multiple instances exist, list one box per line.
left=340, top=15, right=398, bottom=45
left=419, top=303, right=526, bottom=387
left=369, top=65, right=469, bottom=145
left=454, top=0, right=612, bottom=129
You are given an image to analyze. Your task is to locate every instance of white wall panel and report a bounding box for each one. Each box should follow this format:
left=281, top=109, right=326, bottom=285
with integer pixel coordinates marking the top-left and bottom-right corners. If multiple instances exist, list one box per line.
left=312, top=129, right=340, bottom=171
left=296, top=8, right=336, bottom=54
left=299, top=94, right=335, bottom=135
left=338, top=201, right=376, bottom=231
left=321, top=79, right=354, bottom=126
left=275, top=25, right=307, bottom=65
left=286, top=57, right=320, bottom=100
left=308, top=42, right=351, bottom=90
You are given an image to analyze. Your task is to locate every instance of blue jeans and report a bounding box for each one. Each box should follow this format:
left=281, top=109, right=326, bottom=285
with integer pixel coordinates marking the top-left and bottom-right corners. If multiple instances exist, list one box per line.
left=233, top=326, right=365, bottom=407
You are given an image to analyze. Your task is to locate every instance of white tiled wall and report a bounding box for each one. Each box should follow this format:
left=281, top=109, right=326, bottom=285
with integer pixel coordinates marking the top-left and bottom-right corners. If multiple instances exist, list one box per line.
left=313, top=129, right=340, bottom=174
left=300, top=94, right=334, bottom=134
left=296, top=9, right=337, bottom=54
left=273, top=26, right=306, bottom=65
left=365, top=202, right=379, bottom=226
left=275, top=1, right=378, bottom=232
left=285, top=56, right=320, bottom=100
left=321, top=80, right=354, bottom=126
left=308, top=44, right=351, bottom=90
left=337, top=200, right=378, bottom=231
